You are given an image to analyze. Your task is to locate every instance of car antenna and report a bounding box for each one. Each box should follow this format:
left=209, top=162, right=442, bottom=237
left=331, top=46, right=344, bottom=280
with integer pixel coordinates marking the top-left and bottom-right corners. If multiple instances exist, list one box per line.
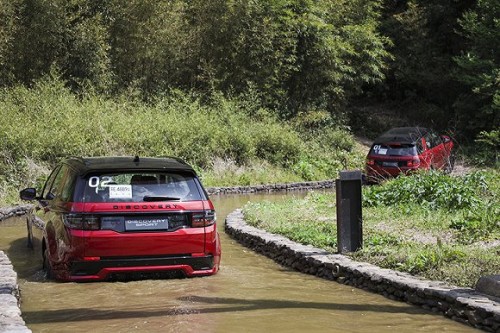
left=133, top=155, right=140, bottom=163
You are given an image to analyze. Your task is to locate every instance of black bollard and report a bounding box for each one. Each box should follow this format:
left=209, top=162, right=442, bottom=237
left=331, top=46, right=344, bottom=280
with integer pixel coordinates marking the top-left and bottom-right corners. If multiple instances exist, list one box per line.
left=336, top=170, right=363, bottom=253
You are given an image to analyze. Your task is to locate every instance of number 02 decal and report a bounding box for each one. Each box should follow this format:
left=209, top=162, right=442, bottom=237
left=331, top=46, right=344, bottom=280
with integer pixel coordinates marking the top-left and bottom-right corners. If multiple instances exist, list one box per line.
left=88, top=176, right=113, bottom=193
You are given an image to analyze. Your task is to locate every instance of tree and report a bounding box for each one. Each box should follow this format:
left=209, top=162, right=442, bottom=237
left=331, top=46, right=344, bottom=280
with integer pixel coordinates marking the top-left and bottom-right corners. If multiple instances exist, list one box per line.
left=1, top=0, right=111, bottom=92
left=1, top=0, right=392, bottom=120
left=185, top=0, right=391, bottom=118
left=8, top=0, right=68, bottom=86
left=62, top=1, right=112, bottom=93
left=285, top=0, right=391, bottom=118
left=379, top=0, right=473, bottom=107
left=454, top=0, right=499, bottom=136
left=0, top=0, right=23, bottom=85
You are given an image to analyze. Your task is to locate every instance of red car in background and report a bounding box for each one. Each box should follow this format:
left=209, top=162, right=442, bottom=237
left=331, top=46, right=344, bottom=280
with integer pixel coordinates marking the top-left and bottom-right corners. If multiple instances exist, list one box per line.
left=20, top=156, right=221, bottom=282
left=365, top=127, right=454, bottom=183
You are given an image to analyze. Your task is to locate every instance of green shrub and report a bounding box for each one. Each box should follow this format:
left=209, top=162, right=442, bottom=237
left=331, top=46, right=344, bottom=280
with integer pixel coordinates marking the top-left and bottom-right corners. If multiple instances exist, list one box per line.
left=450, top=201, right=500, bottom=243
left=291, top=110, right=343, bottom=134
left=314, top=128, right=355, bottom=152
left=253, top=124, right=303, bottom=166
left=292, top=159, right=316, bottom=181
left=470, top=130, right=500, bottom=167
left=0, top=76, right=366, bottom=204
left=363, top=169, right=499, bottom=245
left=363, top=171, right=488, bottom=210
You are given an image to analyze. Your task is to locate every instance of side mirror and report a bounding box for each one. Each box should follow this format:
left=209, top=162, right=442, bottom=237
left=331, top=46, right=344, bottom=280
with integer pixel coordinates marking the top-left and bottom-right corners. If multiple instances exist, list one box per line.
left=20, top=188, right=37, bottom=201
left=441, top=135, right=451, bottom=143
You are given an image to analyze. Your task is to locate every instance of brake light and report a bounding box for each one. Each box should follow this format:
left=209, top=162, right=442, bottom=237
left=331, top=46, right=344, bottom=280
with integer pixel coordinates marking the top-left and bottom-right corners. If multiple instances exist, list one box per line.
left=63, top=214, right=100, bottom=230
left=192, top=210, right=216, bottom=227
left=83, top=256, right=101, bottom=261
left=407, top=158, right=420, bottom=167
left=367, top=159, right=375, bottom=166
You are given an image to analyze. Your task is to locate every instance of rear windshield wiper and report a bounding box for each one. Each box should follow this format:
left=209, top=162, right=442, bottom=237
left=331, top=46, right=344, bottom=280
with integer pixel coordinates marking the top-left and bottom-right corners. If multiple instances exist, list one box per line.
left=143, top=196, right=181, bottom=202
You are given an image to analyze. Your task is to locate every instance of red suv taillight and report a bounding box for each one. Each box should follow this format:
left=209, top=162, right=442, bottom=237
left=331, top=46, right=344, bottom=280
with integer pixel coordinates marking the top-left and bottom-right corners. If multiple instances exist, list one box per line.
left=407, top=158, right=420, bottom=168
left=192, top=210, right=216, bottom=227
left=63, top=214, right=100, bottom=230
left=366, top=159, right=375, bottom=166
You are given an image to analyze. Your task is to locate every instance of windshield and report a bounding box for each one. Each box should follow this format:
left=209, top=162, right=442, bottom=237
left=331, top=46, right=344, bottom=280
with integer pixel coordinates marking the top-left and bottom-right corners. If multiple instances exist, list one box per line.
left=81, top=172, right=205, bottom=202
left=370, top=143, right=418, bottom=156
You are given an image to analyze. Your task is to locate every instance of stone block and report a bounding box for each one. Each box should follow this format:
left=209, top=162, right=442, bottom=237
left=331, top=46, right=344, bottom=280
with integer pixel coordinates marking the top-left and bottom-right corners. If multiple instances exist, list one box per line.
left=475, top=275, right=500, bottom=298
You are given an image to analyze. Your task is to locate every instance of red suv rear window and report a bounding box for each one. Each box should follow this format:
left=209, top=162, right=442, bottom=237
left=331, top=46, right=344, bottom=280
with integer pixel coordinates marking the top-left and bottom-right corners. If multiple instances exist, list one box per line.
left=370, top=144, right=418, bottom=156
left=81, top=172, right=204, bottom=202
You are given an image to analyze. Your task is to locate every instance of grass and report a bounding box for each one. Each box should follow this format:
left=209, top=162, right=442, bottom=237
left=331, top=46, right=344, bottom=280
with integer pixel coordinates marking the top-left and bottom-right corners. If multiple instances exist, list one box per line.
left=242, top=193, right=338, bottom=251
left=199, top=158, right=303, bottom=187
left=243, top=170, right=500, bottom=288
left=0, top=76, right=365, bottom=206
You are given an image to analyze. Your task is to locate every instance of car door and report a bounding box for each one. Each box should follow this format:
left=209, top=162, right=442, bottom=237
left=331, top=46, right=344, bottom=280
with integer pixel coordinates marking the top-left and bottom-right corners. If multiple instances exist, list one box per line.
left=440, top=134, right=454, bottom=167
left=36, top=164, right=80, bottom=267
left=27, top=165, right=61, bottom=250
left=431, top=131, right=446, bottom=169
left=420, top=136, right=434, bottom=169
left=431, top=132, right=449, bottom=170
left=423, top=132, right=444, bottom=169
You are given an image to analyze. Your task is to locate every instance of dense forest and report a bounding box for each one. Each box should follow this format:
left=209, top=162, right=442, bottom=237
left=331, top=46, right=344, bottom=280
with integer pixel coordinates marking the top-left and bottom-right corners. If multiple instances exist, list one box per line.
left=0, top=0, right=497, bottom=137
left=0, top=0, right=498, bottom=204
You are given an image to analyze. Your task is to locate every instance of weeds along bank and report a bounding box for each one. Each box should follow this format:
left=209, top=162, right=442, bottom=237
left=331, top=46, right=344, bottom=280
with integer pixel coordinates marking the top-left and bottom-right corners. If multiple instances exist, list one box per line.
left=243, top=170, right=500, bottom=288
left=0, top=78, right=365, bottom=205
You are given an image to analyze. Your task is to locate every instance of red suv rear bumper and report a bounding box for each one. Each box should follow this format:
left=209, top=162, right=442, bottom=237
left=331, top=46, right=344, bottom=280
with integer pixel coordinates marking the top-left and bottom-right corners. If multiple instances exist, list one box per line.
left=55, top=254, right=218, bottom=281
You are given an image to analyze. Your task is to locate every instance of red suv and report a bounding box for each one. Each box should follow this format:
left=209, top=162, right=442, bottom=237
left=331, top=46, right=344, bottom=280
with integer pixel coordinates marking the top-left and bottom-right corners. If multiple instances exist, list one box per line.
left=20, top=156, right=221, bottom=282
left=365, top=127, right=454, bottom=182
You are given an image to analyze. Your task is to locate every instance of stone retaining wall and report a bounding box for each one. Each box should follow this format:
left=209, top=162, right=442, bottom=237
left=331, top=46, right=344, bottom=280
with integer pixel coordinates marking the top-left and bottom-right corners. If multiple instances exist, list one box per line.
left=0, top=205, right=32, bottom=222
left=0, top=206, right=32, bottom=333
left=205, top=180, right=335, bottom=195
left=225, top=209, right=500, bottom=332
left=0, top=252, right=31, bottom=333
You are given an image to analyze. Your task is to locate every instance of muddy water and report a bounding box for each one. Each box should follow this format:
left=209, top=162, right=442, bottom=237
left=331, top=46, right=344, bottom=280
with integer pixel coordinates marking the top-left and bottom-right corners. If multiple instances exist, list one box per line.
left=0, top=192, right=477, bottom=333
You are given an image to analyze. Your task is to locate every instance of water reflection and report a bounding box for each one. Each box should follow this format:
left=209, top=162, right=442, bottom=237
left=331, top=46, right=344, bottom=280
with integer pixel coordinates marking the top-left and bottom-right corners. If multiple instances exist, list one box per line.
left=0, top=191, right=478, bottom=332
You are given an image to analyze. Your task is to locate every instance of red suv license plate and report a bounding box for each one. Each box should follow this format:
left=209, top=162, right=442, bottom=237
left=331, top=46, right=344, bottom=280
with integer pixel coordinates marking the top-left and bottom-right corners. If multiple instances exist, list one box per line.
left=125, top=217, right=169, bottom=231
left=382, top=161, right=398, bottom=167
